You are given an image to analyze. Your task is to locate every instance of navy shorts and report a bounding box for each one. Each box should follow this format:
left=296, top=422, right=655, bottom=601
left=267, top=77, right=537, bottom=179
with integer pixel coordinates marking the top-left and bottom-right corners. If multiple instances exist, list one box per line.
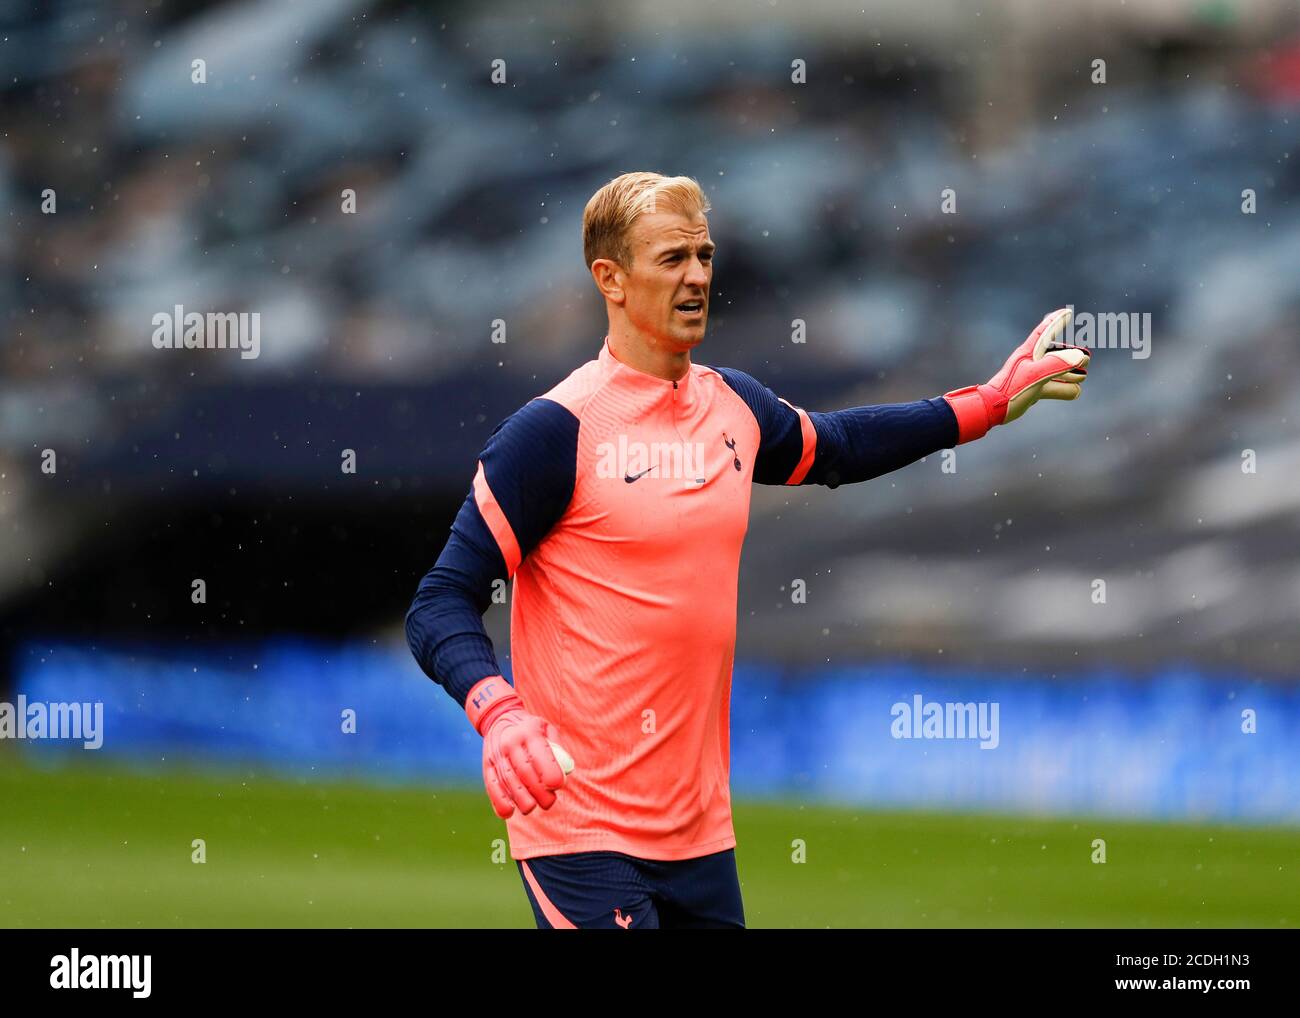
left=516, top=848, right=745, bottom=929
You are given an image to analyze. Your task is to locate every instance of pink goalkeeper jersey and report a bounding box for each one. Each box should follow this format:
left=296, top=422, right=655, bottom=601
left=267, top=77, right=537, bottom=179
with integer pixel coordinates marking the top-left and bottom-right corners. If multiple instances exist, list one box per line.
left=406, top=335, right=960, bottom=860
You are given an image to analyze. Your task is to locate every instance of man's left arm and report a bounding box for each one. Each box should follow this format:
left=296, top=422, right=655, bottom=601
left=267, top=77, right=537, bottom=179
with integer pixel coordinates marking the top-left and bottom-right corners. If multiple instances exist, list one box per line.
left=717, top=307, right=1090, bottom=487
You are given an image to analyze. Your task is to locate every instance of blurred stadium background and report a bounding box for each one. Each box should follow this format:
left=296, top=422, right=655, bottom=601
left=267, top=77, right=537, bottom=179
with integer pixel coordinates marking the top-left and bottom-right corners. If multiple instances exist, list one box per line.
left=2, top=0, right=1299, bottom=927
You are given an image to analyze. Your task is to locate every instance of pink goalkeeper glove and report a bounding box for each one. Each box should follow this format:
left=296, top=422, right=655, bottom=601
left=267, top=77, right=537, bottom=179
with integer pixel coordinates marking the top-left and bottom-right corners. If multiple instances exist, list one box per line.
left=942, top=307, right=1091, bottom=444
left=465, top=676, right=574, bottom=819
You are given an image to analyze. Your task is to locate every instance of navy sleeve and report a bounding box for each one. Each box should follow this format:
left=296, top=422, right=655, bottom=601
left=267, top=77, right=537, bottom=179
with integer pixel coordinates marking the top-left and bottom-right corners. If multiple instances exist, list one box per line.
left=715, top=367, right=959, bottom=488
left=405, top=397, right=579, bottom=708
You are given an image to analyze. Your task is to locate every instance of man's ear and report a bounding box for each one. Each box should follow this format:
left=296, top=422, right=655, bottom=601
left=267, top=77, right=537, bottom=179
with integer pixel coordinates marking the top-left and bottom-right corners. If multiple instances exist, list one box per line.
left=590, top=258, right=627, bottom=305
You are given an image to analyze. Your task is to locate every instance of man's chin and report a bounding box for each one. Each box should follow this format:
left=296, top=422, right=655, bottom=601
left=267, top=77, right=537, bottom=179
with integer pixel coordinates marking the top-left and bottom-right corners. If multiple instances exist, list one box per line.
left=668, top=321, right=707, bottom=349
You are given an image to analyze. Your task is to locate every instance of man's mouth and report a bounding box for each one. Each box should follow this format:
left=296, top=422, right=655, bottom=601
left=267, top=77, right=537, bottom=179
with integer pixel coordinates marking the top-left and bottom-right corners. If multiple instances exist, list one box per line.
left=674, top=300, right=704, bottom=317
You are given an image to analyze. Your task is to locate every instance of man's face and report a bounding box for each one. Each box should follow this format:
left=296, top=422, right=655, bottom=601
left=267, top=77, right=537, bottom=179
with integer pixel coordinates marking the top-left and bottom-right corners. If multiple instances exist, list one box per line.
left=621, top=209, right=714, bottom=351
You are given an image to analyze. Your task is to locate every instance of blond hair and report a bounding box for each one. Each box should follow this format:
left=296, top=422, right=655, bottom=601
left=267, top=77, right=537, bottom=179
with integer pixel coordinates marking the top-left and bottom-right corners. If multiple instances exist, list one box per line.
left=582, top=172, right=711, bottom=270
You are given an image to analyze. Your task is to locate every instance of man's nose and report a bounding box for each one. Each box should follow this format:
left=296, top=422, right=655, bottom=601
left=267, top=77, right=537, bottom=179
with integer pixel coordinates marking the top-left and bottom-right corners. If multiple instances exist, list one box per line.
left=684, top=255, right=709, bottom=286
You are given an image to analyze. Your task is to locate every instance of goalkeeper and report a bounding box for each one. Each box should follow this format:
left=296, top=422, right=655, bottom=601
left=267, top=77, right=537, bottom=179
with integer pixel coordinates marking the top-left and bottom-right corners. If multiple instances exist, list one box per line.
left=405, top=172, right=1089, bottom=929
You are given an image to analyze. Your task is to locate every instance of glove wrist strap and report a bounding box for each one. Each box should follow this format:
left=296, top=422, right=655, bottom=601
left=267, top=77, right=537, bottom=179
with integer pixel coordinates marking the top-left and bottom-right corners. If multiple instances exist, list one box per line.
left=465, top=675, right=522, bottom=735
left=942, top=384, right=1005, bottom=444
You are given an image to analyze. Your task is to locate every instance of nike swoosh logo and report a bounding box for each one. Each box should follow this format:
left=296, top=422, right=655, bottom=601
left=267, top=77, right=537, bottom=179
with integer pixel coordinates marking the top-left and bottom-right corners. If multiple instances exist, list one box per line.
left=624, top=467, right=653, bottom=483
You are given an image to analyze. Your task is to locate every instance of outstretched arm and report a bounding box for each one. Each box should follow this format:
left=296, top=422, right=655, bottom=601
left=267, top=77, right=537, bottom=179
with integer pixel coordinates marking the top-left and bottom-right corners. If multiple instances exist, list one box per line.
left=717, top=308, right=1090, bottom=487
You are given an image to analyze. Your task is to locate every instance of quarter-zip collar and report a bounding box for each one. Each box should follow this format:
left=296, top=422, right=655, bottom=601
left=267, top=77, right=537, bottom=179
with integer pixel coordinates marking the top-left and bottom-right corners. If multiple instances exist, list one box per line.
left=598, top=335, right=694, bottom=399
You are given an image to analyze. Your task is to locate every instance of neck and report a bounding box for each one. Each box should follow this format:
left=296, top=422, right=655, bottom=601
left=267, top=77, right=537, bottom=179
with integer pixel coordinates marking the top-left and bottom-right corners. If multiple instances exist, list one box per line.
left=607, top=321, right=692, bottom=382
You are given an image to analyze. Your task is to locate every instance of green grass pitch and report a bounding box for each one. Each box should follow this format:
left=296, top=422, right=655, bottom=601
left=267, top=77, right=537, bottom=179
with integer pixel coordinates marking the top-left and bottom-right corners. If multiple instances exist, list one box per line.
left=2, top=757, right=1296, bottom=928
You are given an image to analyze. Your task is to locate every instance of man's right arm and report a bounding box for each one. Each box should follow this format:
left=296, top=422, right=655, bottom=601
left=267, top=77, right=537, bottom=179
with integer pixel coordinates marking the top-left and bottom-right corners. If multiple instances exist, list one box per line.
left=404, top=396, right=579, bottom=708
